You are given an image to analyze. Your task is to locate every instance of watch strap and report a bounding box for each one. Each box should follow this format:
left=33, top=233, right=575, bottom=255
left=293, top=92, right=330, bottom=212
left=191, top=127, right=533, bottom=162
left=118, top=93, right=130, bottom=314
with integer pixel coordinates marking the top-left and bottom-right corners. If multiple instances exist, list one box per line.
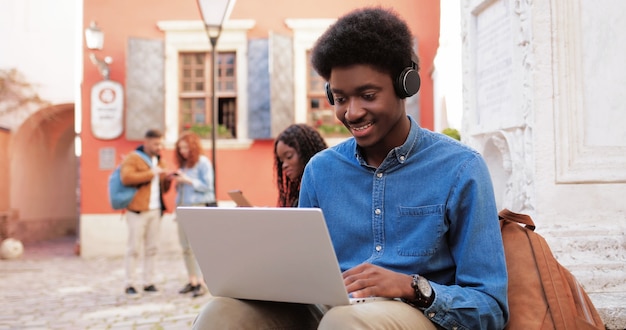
left=402, top=274, right=435, bottom=309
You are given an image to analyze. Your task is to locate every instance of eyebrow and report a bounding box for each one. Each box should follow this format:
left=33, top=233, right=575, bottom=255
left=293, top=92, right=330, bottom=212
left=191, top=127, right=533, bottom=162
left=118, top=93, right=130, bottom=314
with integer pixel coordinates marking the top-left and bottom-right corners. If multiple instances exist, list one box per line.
left=331, top=84, right=382, bottom=95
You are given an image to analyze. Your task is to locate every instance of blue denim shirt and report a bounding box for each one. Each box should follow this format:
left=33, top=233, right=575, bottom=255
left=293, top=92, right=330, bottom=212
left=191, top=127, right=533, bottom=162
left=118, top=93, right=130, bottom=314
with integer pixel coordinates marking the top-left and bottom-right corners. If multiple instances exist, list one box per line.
left=299, top=116, right=509, bottom=330
left=175, top=155, right=216, bottom=206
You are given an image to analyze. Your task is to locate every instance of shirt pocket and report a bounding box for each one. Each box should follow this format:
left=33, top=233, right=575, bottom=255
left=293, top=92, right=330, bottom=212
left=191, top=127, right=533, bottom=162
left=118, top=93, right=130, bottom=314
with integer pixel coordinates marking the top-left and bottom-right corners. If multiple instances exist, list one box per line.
left=395, top=204, right=445, bottom=257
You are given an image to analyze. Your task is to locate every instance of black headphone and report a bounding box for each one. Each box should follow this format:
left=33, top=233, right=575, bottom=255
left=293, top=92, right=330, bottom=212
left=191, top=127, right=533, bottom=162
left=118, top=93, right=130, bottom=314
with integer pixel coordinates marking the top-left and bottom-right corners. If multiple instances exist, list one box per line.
left=325, top=61, right=421, bottom=105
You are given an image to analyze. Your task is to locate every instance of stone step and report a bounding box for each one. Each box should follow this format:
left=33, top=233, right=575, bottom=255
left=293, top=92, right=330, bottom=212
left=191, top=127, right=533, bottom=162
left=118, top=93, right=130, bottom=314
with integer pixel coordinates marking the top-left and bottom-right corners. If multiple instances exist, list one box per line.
left=539, top=228, right=624, bottom=255
left=588, top=292, right=626, bottom=330
left=540, top=228, right=626, bottom=291
left=532, top=224, right=626, bottom=329
left=566, top=261, right=626, bottom=292
left=547, top=236, right=624, bottom=260
left=538, top=225, right=623, bottom=262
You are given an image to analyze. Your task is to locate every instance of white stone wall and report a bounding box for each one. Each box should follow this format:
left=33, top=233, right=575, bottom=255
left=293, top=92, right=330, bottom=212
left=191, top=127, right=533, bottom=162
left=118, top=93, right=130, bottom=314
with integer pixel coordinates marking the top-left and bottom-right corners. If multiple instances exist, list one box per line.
left=532, top=0, right=626, bottom=226
left=459, top=0, right=626, bottom=226
left=454, top=1, right=626, bottom=326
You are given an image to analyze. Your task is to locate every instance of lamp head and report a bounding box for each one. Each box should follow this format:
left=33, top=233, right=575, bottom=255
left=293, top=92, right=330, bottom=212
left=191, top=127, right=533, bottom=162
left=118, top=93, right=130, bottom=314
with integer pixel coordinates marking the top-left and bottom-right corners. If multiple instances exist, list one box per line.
left=196, top=0, right=236, bottom=28
left=85, top=21, right=104, bottom=51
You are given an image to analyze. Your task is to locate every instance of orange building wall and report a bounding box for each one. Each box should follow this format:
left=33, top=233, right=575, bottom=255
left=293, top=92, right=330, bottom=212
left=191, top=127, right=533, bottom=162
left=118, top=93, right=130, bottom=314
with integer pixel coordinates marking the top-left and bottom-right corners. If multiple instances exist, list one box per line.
left=231, top=0, right=440, bottom=128
left=82, top=0, right=439, bottom=214
left=0, top=129, right=9, bottom=211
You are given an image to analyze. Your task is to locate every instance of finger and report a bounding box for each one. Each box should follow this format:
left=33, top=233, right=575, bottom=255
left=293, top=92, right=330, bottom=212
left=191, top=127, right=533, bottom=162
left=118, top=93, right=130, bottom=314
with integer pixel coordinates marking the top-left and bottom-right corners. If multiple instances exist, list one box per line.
left=348, top=281, right=376, bottom=298
left=342, top=262, right=370, bottom=278
left=343, top=268, right=371, bottom=286
left=345, top=276, right=372, bottom=292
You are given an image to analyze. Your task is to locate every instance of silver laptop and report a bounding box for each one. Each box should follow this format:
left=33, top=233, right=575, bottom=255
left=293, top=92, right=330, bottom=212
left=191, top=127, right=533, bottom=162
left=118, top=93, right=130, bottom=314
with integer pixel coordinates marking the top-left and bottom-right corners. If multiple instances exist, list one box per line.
left=176, top=206, right=389, bottom=306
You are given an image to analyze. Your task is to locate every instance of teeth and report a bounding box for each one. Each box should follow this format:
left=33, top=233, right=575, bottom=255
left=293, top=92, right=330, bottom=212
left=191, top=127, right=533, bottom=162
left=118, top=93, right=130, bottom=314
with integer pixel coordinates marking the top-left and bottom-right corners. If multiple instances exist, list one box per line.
left=352, top=122, right=372, bottom=131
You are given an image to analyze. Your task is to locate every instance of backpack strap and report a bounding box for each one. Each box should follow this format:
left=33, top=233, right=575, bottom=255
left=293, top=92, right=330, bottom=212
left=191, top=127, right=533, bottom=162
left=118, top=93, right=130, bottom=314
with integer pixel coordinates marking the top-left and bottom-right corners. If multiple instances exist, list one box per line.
left=498, top=208, right=536, bottom=231
left=135, top=150, right=153, bottom=166
left=527, top=224, right=579, bottom=329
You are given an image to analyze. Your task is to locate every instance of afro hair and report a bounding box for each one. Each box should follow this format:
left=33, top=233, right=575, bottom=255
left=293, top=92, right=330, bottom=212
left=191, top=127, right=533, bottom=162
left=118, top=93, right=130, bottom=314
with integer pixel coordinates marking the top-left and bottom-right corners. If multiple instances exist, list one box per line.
left=311, top=7, right=419, bottom=82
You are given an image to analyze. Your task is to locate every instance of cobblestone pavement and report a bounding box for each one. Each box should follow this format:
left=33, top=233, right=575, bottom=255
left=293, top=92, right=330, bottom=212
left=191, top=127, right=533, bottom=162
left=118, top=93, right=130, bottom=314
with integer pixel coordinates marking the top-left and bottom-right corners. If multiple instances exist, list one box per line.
left=0, top=236, right=211, bottom=329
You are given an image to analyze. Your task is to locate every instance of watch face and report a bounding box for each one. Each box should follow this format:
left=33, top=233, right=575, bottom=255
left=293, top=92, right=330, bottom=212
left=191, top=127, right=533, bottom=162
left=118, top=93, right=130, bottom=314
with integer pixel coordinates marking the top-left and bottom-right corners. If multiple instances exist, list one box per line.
left=417, top=277, right=432, bottom=297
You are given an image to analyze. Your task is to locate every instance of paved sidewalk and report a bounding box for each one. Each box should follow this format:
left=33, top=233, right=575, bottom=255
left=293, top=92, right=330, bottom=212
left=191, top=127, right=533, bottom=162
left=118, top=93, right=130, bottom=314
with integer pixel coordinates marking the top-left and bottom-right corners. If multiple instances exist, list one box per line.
left=0, top=236, right=211, bottom=329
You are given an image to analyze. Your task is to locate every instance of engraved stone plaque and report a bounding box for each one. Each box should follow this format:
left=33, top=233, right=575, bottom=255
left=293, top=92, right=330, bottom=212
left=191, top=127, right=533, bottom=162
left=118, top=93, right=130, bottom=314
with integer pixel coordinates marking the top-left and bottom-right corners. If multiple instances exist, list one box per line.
left=473, top=0, right=514, bottom=130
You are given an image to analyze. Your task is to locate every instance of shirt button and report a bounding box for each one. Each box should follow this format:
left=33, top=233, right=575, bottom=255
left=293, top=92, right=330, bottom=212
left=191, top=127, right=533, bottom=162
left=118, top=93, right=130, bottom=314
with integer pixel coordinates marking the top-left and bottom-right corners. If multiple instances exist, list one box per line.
left=452, top=327, right=458, bottom=330
left=375, top=245, right=382, bottom=252
left=376, top=173, right=383, bottom=178
left=375, top=209, right=381, bottom=215
left=428, top=312, right=435, bottom=318
left=399, top=155, right=405, bottom=161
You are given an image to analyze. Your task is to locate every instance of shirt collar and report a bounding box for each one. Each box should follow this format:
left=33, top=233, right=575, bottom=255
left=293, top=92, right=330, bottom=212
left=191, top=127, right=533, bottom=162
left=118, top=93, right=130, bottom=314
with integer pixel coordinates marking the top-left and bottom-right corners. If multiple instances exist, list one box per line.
left=393, top=115, right=419, bottom=164
left=353, top=115, right=420, bottom=166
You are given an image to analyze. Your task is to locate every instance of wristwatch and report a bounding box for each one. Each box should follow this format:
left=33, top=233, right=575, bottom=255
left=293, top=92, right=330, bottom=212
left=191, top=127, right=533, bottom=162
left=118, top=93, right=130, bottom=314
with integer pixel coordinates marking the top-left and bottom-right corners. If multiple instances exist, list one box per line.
left=404, top=274, right=435, bottom=309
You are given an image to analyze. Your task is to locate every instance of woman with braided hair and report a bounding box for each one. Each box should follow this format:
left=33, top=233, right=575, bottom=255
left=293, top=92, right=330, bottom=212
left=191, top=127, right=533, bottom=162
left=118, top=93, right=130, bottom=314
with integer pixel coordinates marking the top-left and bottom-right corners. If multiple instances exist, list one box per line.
left=274, top=123, right=328, bottom=207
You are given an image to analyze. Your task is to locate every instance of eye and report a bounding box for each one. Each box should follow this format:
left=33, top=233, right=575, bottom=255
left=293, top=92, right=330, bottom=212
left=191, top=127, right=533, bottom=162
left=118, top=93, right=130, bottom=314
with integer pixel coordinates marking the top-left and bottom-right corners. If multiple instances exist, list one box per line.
left=362, top=92, right=375, bottom=101
left=334, top=96, right=346, bottom=104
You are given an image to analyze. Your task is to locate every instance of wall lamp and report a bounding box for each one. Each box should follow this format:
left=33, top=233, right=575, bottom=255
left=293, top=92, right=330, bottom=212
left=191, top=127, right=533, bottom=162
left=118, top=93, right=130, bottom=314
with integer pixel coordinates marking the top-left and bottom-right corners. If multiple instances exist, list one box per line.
left=84, top=21, right=112, bottom=80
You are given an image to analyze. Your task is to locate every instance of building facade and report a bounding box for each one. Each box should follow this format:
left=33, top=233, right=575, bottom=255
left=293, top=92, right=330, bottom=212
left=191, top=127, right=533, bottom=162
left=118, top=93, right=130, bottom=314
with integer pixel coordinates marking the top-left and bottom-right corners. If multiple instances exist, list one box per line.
left=0, top=0, right=440, bottom=256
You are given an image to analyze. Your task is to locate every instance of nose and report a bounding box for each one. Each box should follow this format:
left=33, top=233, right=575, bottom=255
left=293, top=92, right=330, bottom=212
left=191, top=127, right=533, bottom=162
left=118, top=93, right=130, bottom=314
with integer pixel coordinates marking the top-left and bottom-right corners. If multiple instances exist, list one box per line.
left=344, top=98, right=363, bottom=122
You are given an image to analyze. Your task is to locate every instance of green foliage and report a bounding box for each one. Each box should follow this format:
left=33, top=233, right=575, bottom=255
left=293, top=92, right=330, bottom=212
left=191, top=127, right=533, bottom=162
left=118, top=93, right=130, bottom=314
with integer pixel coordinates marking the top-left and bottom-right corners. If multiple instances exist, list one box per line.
left=317, top=123, right=350, bottom=136
left=188, top=124, right=212, bottom=138
left=187, top=123, right=232, bottom=139
left=442, top=128, right=461, bottom=141
left=217, top=124, right=232, bottom=138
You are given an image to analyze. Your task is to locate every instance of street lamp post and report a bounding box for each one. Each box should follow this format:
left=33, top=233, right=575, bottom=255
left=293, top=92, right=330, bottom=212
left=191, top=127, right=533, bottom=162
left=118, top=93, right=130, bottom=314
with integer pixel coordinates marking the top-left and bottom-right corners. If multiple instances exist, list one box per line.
left=196, top=0, right=236, bottom=198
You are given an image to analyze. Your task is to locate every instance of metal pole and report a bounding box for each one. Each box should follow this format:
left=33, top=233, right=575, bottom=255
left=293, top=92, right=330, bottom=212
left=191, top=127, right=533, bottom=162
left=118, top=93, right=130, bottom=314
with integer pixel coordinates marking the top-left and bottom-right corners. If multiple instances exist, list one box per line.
left=209, top=34, right=219, bottom=197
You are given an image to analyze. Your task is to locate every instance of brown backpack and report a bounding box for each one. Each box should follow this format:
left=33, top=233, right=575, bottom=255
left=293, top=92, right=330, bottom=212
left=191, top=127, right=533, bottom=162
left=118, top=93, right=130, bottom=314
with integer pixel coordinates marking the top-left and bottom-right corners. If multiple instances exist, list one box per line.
left=498, top=209, right=605, bottom=330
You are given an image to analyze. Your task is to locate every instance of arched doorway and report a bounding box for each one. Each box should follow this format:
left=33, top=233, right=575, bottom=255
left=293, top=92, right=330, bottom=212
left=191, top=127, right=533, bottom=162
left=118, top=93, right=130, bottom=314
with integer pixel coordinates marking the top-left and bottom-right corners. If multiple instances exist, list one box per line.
left=9, top=103, right=77, bottom=243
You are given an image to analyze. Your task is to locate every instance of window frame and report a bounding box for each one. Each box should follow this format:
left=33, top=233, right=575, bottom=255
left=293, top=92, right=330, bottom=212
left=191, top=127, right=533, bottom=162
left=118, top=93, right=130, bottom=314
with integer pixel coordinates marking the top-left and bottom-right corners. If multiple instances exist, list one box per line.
left=157, top=19, right=254, bottom=148
left=178, top=51, right=238, bottom=139
left=306, top=50, right=334, bottom=127
left=285, top=18, right=336, bottom=125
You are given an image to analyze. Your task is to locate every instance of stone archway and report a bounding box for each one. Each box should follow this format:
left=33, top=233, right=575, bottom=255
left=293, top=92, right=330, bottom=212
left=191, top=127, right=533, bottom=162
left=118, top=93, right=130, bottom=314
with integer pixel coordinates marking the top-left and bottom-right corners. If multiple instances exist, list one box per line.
left=9, top=103, right=77, bottom=243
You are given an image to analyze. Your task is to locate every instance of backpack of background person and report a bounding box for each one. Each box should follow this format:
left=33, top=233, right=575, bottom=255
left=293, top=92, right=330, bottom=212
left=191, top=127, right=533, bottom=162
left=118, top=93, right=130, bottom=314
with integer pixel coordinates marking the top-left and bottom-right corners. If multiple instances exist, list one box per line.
left=498, top=209, right=604, bottom=330
left=108, top=150, right=152, bottom=210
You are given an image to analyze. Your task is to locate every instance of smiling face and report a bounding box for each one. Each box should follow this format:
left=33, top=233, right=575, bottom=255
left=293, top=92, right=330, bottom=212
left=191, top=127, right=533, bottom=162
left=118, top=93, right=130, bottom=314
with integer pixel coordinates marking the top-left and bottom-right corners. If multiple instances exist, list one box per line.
left=328, top=64, right=410, bottom=165
left=275, top=140, right=305, bottom=182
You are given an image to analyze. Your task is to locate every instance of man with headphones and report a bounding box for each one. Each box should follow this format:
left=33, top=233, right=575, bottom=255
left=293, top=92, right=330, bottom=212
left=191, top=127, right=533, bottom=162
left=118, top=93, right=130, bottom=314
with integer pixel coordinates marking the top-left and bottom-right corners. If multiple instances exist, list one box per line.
left=192, top=7, right=508, bottom=330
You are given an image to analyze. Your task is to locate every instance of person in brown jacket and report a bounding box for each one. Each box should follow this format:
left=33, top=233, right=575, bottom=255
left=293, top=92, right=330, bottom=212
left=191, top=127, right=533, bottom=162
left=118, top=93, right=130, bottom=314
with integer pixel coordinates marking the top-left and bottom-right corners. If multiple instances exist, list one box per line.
left=120, top=129, right=172, bottom=295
